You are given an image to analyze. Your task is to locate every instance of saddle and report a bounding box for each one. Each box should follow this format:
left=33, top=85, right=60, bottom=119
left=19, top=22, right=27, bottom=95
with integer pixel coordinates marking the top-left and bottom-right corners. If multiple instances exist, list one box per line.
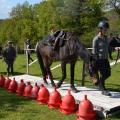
left=47, top=30, right=66, bottom=50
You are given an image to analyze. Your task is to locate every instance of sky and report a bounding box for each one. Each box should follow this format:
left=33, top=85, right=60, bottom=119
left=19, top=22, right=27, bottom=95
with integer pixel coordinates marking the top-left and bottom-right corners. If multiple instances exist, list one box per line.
left=0, top=0, right=42, bottom=19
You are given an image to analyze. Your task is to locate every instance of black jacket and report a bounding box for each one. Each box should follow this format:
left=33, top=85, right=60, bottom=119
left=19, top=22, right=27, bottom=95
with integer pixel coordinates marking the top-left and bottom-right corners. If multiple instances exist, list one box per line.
left=3, top=46, right=16, bottom=61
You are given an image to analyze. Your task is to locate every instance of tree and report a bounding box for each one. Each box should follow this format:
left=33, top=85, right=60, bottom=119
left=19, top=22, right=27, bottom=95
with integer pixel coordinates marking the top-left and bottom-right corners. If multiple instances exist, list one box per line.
left=110, top=0, right=120, bottom=16
left=0, top=0, right=104, bottom=48
left=103, top=0, right=120, bottom=16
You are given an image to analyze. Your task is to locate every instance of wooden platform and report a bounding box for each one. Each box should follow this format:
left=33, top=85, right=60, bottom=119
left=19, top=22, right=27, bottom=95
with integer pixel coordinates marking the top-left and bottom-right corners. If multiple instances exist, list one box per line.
left=9, top=74, right=120, bottom=118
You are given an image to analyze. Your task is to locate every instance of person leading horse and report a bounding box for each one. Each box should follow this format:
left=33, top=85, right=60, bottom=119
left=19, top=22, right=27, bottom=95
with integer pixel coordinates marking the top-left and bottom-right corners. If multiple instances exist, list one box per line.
left=92, top=20, right=111, bottom=96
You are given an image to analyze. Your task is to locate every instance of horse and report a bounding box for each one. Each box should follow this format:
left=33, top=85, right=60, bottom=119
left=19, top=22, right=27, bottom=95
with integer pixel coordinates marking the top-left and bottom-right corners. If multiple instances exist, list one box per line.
left=109, top=36, right=120, bottom=60
left=36, top=31, right=96, bottom=92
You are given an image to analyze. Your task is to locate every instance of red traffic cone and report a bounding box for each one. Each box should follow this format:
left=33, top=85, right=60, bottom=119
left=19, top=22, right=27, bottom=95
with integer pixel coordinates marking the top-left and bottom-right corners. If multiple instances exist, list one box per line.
left=8, top=78, right=18, bottom=93
left=60, top=90, right=78, bottom=115
left=0, top=75, right=5, bottom=87
left=4, top=77, right=11, bottom=89
left=16, top=79, right=26, bottom=96
left=23, top=82, right=32, bottom=97
left=76, top=95, right=96, bottom=120
left=48, top=88, right=61, bottom=109
left=37, top=84, right=49, bottom=104
left=31, top=83, right=39, bottom=99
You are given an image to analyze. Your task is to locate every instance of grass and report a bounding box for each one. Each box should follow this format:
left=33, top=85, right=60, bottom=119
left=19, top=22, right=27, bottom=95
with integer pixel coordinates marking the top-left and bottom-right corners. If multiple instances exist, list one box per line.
left=0, top=53, right=120, bottom=120
left=0, top=88, right=75, bottom=120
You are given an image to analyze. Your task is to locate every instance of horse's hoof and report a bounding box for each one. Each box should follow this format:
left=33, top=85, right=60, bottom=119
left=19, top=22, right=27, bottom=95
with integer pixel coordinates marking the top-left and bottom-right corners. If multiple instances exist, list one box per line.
left=43, top=78, right=48, bottom=85
left=102, top=90, right=111, bottom=96
left=51, top=82, right=56, bottom=88
left=56, top=82, right=62, bottom=88
left=71, top=87, right=79, bottom=93
left=44, top=81, right=48, bottom=85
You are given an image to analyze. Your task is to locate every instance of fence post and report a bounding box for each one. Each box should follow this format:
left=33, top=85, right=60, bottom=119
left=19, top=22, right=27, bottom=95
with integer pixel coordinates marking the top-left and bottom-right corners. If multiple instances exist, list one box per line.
left=26, top=49, right=29, bottom=74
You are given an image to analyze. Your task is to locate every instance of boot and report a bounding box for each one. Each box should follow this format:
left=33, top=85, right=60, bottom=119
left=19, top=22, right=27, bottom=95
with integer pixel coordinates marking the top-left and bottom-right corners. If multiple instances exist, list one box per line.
left=11, top=67, right=14, bottom=75
left=102, top=81, right=107, bottom=90
left=7, top=67, right=10, bottom=76
left=99, top=80, right=111, bottom=96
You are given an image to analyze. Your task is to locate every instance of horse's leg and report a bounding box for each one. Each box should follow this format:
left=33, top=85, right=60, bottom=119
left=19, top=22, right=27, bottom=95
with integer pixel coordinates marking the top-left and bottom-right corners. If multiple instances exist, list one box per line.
left=43, top=57, right=55, bottom=87
left=36, top=49, right=48, bottom=84
left=70, top=61, right=79, bottom=93
left=56, top=62, right=66, bottom=88
left=46, top=67, right=56, bottom=87
left=41, top=67, right=48, bottom=84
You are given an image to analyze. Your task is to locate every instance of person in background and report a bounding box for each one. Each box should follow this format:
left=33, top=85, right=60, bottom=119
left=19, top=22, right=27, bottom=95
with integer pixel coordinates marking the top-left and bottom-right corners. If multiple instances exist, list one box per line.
left=92, top=20, right=111, bottom=96
left=25, top=39, right=33, bottom=63
left=3, top=41, right=16, bottom=75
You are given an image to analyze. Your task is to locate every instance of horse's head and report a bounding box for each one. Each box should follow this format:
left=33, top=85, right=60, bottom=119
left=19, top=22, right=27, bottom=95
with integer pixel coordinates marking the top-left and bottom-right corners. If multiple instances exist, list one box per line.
left=86, top=54, right=99, bottom=85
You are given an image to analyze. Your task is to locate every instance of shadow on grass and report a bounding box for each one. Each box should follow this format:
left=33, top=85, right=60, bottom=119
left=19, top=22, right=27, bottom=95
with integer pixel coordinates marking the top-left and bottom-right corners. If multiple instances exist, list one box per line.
left=12, top=72, right=25, bottom=75
left=0, top=72, right=25, bottom=76
left=0, top=88, right=31, bottom=119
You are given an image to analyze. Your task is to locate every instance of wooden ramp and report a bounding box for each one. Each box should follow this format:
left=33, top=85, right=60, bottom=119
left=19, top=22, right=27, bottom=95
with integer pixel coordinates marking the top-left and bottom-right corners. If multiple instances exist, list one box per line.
left=9, top=74, right=120, bottom=118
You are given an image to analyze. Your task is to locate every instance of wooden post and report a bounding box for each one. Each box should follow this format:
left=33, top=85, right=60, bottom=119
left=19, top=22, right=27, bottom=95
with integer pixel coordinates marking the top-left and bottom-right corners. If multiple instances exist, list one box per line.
left=26, top=49, right=29, bottom=74
left=24, top=42, right=29, bottom=75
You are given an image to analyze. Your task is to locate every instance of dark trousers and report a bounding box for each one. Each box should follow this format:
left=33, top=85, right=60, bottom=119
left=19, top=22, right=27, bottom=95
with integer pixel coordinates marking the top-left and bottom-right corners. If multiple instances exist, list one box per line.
left=6, top=60, right=14, bottom=74
left=28, top=53, right=33, bottom=63
left=97, top=59, right=111, bottom=90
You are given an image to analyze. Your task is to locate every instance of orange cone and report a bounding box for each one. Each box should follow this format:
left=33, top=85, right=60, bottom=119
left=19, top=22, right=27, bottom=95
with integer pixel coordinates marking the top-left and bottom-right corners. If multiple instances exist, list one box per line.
left=48, top=88, right=61, bottom=109
left=8, top=78, right=18, bottom=93
left=37, top=84, right=49, bottom=104
left=23, top=82, right=32, bottom=97
left=16, top=79, right=26, bottom=96
left=60, top=90, right=78, bottom=115
left=76, top=95, right=96, bottom=120
left=31, top=83, right=39, bottom=99
left=4, top=77, right=11, bottom=90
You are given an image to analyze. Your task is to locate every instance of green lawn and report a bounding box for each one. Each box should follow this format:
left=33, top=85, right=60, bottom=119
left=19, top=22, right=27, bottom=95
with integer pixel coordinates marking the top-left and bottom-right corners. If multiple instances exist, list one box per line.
left=0, top=53, right=120, bottom=120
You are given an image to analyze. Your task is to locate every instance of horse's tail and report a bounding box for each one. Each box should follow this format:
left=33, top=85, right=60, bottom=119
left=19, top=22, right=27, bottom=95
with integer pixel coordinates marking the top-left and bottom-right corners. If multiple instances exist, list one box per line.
left=36, top=43, right=46, bottom=76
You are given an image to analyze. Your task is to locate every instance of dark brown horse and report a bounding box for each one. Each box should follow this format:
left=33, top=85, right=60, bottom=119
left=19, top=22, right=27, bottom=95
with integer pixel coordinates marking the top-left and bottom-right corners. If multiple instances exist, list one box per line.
left=36, top=31, right=96, bottom=92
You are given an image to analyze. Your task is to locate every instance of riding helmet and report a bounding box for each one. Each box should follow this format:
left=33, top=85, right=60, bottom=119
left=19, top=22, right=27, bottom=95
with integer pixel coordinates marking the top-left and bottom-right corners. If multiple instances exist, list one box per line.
left=97, top=21, right=109, bottom=29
